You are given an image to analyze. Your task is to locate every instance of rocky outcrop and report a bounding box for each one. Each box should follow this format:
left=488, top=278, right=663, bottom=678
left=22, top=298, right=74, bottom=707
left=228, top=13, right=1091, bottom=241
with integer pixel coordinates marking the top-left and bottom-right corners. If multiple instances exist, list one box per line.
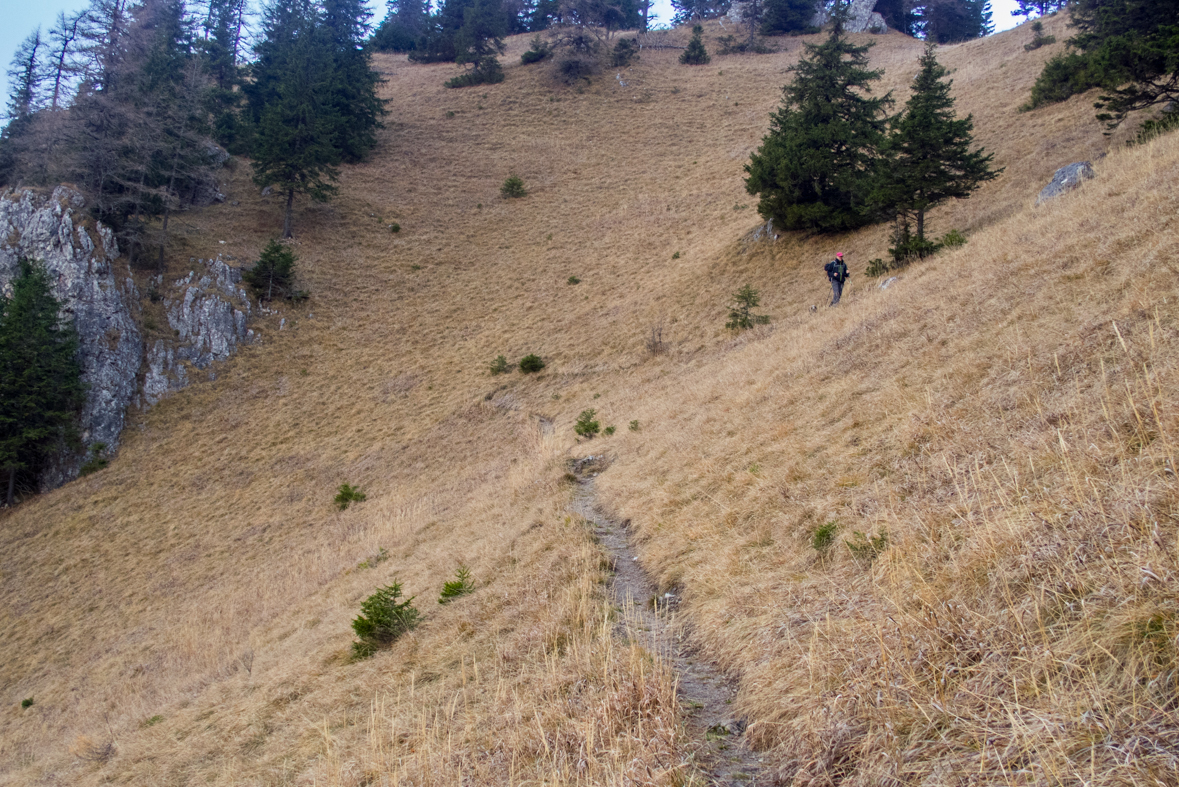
left=1036, top=162, right=1096, bottom=205
left=728, top=0, right=886, bottom=33
left=0, top=186, right=256, bottom=492
left=143, top=258, right=255, bottom=405
left=811, top=0, right=887, bottom=33
left=0, top=186, right=143, bottom=485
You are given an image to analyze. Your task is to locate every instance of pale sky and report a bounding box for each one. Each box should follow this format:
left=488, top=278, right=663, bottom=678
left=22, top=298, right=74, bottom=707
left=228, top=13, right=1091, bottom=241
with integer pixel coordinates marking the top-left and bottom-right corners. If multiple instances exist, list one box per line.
left=1, top=0, right=1026, bottom=115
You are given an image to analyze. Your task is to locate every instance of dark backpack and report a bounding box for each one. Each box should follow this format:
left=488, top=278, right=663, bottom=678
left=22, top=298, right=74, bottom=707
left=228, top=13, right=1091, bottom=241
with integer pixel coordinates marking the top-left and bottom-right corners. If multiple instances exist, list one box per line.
left=829, top=260, right=847, bottom=283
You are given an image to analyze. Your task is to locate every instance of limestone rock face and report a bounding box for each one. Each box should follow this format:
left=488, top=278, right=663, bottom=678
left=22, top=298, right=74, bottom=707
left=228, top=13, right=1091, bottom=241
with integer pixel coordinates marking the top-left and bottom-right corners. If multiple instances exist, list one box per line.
left=1036, top=162, right=1096, bottom=205
left=729, top=0, right=886, bottom=32
left=0, top=186, right=256, bottom=492
left=143, top=258, right=255, bottom=405
left=0, top=186, right=142, bottom=485
left=810, top=0, right=887, bottom=32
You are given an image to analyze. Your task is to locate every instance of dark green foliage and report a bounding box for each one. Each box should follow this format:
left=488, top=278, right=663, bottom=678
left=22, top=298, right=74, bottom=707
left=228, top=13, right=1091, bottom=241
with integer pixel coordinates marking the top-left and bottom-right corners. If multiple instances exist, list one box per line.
left=726, top=284, right=770, bottom=330
left=811, top=521, right=839, bottom=553
left=248, top=0, right=342, bottom=238
left=680, top=25, right=711, bottom=66
left=490, top=354, right=512, bottom=374
left=351, top=582, right=420, bottom=659
left=865, top=258, right=890, bottom=277
left=411, top=0, right=510, bottom=67
left=320, top=0, right=387, bottom=164
left=371, top=0, right=428, bottom=51
left=0, top=259, right=85, bottom=506
left=874, top=43, right=999, bottom=249
left=21, top=698, right=34, bottom=709
left=874, top=0, right=920, bottom=37
left=1024, top=20, right=1056, bottom=50
left=79, top=443, right=109, bottom=476
left=445, top=56, right=505, bottom=87
left=575, top=410, right=600, bottom=438
left=500, top=174, right=527, bottom=197
left=603, top=425, right=616, bottom=436
left=887, top=219, right=940, bottom=265
left=744, top=29, right=890, bottom=234
left=335, top=483, right=367, bottom=510
left=438, top=565, right=474, bottom=603
left=243, top=240, right=302, bottom=302
left=716, top=35, right=775, bottom=55
left=760, top=0, right=819, bottom=36
left=1026, top=0, right=1179, bottom=129
left=611, top=37, right=640, bottom=68
left=629, top=420, right=639, bottom=431
left=940, top=228, right=967, bottom=247
left=567, top=275, right=581, bottom=285
left=921, top=0, right=993, bottom=44
left=1024, top=51, right=1100, bottom=109
left=521, top=35, right=553, bottom=64
left=1132, top=108, right=1179, bottom=145
left=519, top=354, right=545, bottom=373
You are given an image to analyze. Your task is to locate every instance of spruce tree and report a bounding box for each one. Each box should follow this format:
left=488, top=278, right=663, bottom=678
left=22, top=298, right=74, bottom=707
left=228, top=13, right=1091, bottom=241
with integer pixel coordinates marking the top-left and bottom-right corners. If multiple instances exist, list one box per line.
left=744, top=27, right=890, bottom=234
left=875, top=42, right=999, bottom=252
left=680, top=25, right=711, bottom=65
left=320, top=0, right=386, bottom=161
left=0, top=259, right=85, bottom=506
left=760, top=0, right=819, bottom=36
left=243, top=240, right=300, bottom=301
left=249, top=0, right=341, bottom=238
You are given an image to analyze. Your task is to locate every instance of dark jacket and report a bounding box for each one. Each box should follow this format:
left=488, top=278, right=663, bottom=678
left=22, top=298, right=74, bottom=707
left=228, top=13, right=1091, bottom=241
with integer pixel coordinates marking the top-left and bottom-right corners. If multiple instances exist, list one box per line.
left=825, top=259, right=848, bottom=283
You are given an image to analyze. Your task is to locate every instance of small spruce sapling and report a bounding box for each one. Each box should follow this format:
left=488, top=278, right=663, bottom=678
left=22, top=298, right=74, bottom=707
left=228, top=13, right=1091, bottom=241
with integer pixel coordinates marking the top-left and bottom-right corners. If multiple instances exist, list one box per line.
left=244, top=240, right=303, bottom=302
left=439, top=565, right=474, bottom=603
left=335, top=483, right=367, bottom=510
left=681, top=25, right=710, bottom=66
left=518, top=354, right=545, bottom=373
left=575, top=409, right=600, bottom=438
left=351, top=582, right=420, bottom=659
left=726, top=285, right=770, bottom=330
left=490, top=355, right=512, bottom=374
left=501, top=175, right=527, bottom=198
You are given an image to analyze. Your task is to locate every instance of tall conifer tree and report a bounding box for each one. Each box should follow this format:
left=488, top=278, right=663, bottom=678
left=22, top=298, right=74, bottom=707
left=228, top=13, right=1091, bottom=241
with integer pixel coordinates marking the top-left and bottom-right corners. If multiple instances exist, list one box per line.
left=249, top=0, right=341, bottom=238
left=0, top=259, right=85, bottom=506
left=875, top=42, right=999, bottom=249
left=744, top=27, right=890, bottom=233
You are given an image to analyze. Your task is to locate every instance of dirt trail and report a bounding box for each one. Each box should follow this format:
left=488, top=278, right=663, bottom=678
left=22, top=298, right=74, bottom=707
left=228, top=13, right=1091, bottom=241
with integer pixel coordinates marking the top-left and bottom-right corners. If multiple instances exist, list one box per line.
left=570, top=458, right=764, bottom=786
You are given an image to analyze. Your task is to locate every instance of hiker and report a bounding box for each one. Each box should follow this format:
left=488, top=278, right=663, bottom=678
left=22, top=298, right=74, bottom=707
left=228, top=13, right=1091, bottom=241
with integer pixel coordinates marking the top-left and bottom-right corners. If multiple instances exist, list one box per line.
left=824, top=253, right=849, bottom=306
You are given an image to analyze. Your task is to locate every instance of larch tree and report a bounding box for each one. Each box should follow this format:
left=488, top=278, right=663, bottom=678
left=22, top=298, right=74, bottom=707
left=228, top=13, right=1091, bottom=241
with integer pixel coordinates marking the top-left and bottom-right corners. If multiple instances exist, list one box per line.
left=744, top=25, right=890, bottom=233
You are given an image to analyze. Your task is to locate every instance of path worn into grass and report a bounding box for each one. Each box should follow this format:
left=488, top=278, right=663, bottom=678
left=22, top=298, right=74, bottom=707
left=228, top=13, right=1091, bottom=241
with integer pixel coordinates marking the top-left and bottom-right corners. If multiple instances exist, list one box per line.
left=570, top=458, right=763, bottom=786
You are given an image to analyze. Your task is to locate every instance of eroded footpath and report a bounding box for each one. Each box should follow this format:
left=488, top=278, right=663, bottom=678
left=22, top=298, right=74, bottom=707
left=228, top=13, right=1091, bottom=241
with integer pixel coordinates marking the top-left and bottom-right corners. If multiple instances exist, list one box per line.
left=570, top=457, right=763, bottom=786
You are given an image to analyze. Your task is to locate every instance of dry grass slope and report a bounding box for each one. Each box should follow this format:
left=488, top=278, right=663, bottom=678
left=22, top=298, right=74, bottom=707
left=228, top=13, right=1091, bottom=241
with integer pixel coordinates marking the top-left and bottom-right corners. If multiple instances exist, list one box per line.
left=2, top=14, right=1176, bottom=785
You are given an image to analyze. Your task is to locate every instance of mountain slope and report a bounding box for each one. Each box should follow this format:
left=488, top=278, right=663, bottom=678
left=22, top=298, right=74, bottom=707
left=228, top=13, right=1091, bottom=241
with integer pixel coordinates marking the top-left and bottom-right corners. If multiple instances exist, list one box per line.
left=2, top=15, right=1177, bottom=785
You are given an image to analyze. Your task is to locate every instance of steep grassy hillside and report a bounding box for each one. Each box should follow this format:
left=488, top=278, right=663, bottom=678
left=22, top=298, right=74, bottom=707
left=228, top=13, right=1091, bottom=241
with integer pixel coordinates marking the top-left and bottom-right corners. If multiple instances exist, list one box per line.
left=3, top=14, right=1176, bottom=785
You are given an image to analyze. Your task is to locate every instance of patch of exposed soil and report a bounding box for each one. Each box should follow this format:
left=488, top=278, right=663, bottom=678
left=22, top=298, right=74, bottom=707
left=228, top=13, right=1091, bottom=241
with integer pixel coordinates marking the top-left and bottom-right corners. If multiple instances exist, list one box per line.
left=570, top=458, right=763, bottom=786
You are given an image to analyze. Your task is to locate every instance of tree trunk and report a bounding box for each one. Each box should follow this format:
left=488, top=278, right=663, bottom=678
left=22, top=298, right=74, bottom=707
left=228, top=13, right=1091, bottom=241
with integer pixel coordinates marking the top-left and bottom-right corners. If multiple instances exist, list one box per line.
left=283, top=188, right=295, bottom=238
left=916, top=209, right=925, bottom=243
left=6, top=468, right=14, bottom=507
left=642, top=0, right=649, bottom=32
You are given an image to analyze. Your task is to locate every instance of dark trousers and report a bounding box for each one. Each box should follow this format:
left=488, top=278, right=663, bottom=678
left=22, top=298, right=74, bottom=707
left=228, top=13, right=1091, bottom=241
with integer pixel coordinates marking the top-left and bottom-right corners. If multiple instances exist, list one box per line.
left=830, top=279, right=843, bottom=305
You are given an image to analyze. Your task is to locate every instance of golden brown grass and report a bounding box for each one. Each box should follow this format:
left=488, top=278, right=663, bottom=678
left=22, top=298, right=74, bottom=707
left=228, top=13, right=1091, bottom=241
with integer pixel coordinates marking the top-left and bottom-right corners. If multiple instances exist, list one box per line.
left=2, top=14, right=1176, bottom=785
